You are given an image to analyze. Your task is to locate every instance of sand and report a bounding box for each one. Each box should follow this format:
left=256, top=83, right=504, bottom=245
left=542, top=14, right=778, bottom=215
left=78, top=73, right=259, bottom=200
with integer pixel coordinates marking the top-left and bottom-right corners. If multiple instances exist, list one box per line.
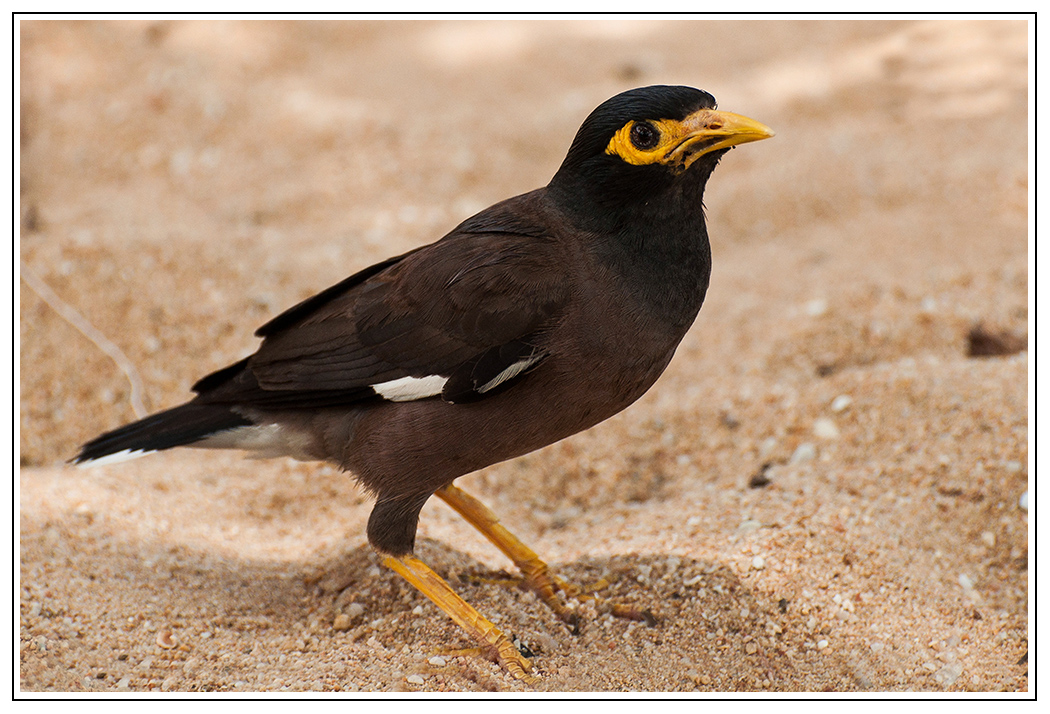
left=18, top=19, right=1030, bottom=693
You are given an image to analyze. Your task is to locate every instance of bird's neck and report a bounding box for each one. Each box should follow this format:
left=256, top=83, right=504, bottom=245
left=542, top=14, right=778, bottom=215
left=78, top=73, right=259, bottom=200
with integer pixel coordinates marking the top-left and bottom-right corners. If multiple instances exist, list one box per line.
left=601, top=204, right=713, bottom=332
left=550, top=170, right=715, bottom=332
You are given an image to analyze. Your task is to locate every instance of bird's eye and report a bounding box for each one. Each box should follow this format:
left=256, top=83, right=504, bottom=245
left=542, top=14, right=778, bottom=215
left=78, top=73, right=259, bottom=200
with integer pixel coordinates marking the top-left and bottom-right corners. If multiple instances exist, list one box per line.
left=629, top=122, right=660, bottom=151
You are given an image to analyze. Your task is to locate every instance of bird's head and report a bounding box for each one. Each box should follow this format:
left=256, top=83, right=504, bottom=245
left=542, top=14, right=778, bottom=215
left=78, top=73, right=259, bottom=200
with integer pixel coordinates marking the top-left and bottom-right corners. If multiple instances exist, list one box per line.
left=549, top=85, right=773, bottom=229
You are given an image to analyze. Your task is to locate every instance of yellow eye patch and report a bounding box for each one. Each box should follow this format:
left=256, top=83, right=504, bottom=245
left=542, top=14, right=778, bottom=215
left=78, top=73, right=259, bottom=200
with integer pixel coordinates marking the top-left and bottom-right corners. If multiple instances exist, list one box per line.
left=604, top=119, right=687, bottom=166
left=605, top=110, right=775, bottom=171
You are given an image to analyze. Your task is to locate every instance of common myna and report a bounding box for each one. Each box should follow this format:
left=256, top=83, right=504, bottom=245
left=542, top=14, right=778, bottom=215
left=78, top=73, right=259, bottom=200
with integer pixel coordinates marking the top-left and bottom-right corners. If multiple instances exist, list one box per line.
left=75, top=85, right=773, bottom=681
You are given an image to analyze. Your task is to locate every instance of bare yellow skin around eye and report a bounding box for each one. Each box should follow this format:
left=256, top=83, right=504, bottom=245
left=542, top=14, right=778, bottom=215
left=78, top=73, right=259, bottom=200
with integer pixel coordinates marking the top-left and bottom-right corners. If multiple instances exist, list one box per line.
left=604, top=119, right=686, bottom=166
left=604, top=110, right=775, bottom=170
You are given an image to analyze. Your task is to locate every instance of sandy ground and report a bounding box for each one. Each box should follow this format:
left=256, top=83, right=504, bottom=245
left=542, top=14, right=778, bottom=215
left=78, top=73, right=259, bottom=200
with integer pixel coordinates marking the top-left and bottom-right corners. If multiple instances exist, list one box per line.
left=18, top=19, right=1030, bottom=693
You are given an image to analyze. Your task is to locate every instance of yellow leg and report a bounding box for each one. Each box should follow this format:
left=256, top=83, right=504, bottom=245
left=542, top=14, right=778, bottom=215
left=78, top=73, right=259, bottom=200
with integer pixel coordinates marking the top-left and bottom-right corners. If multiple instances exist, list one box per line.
left=435, top=483, right=580, bottom=630
left=382, top=553, right=539, bottom=684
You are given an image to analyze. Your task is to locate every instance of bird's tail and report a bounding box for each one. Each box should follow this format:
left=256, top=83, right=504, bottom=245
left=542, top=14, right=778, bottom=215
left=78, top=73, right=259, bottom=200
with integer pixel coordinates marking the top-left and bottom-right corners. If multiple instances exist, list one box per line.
left=73, top=403, right=252, bottom=467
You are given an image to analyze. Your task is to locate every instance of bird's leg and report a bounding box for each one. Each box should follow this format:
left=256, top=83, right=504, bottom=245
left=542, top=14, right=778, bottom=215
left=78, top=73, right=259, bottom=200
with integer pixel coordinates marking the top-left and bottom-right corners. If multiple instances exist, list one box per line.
left=381, top=553, right=539, bottom=683
left=435, top=483, right=580, bottom=632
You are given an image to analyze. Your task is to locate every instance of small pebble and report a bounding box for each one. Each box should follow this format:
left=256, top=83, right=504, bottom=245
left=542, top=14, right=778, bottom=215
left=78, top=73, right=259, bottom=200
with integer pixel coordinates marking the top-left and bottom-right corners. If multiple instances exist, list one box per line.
left=345, top=602, right=365, bottom=618
left=805, top=298, right=827, bottom=317
left=333, top=614, right=352, bottom=631
left=830, top=395, right=852, bottom=412
left=813, top=417, right=840, bottom=440
left=958, top=574, right=975, bottom=591
left=751, top=556, right=766, bottom=571
left=406, top=674, right=425, bottom=685
left=1019, top=491, right=1028, bottom=511
left=156, top=630, right=176, bottom=649
left=816, top=639, right=829, bottom=650
left=428, top=656, right=447, bottom=666
left=789, top=443, right=816, bottom=464
left=933, top=661, right=964, bottom=687
left=758, top=437, right=778, bottom=459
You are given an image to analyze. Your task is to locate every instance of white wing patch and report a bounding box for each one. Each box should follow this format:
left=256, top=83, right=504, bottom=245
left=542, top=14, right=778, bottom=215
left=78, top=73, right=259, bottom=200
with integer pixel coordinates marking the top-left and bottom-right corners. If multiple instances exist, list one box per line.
left=478, top=352, right=546, bottom=394
left=372, top=375, right=449, bottom=402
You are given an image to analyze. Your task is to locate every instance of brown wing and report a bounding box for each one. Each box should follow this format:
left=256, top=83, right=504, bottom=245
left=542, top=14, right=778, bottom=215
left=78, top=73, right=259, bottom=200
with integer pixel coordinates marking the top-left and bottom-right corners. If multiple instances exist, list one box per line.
left=193, top=192, right=571, bottom=408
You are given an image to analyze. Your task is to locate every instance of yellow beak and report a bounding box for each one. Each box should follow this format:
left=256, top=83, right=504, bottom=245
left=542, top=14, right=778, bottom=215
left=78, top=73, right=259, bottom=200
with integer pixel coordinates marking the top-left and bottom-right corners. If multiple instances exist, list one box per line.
left=669, top=109, right=775, bottom=169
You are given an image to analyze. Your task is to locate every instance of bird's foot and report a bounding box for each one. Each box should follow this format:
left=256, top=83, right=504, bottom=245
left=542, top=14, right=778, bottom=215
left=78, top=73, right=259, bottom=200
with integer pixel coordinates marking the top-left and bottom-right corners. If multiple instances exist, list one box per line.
left=521, top=568, right=658, bottom=629
left=435, top=484, right=658, bottom=633
left=439, top=639, right=539, bottom=684
left=382, top=553, right=540, bottom=684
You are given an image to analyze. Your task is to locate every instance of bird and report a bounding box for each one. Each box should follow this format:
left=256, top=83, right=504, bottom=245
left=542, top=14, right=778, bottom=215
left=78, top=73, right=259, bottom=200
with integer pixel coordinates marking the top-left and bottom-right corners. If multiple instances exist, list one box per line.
left=74, top=85, right=773, bottom=682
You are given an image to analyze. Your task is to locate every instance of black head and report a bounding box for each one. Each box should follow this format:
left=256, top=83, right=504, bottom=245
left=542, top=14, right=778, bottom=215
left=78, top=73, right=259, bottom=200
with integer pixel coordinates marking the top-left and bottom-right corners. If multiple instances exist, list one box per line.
left=548, top=85, right=773, bottom=230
